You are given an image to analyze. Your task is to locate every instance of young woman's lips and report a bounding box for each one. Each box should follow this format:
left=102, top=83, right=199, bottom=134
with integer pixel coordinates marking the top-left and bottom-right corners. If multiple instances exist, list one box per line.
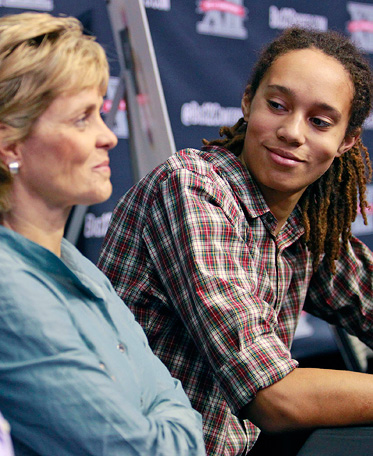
left=266, top=146, right=303, bottom=167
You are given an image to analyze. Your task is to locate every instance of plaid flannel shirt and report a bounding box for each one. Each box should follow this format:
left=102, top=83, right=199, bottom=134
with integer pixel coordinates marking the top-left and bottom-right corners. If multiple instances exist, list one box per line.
left=98, top=146, right=373, bottom=455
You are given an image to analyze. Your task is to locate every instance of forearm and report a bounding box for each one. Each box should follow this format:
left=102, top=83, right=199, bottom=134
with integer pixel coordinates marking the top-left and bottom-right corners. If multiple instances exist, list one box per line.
left=240, top=367, right=373, bottom=433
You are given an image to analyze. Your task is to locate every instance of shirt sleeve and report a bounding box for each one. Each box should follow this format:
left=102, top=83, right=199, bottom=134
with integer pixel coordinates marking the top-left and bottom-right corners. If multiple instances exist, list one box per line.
left=140, top=168, right=297, bottom=413
left=304, top=235, right=373, bottom=349
left=0, top=267, right=206, bottom=456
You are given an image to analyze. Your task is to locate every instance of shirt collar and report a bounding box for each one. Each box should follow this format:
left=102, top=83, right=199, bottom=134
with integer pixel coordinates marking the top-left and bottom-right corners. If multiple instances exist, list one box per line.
left=200, top=145, right=305, bottom=240
left=200, top=145, right=271, bottom=219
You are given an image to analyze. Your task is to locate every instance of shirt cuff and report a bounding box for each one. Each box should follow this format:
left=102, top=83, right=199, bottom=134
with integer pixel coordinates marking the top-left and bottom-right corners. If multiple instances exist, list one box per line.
left=216, top=333, right=299, bottom=415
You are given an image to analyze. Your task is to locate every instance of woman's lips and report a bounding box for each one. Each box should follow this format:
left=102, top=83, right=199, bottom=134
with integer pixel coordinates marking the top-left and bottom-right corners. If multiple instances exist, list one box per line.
left=94, top=159, right=111, bottom=174
left=266, top=146, right=303, bottom=167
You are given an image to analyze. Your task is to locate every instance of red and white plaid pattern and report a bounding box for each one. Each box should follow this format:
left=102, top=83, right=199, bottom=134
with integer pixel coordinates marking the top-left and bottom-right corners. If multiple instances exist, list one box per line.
left=99, top=146, right=373, bottom=455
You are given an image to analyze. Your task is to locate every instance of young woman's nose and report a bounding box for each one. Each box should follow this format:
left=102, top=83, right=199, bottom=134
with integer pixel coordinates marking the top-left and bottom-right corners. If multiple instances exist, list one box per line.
left=276, top=113, right=306, bottom=146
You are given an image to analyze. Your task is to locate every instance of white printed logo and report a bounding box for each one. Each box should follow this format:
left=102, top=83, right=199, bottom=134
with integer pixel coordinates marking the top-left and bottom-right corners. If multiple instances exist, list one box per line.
left=0, top=0, right=53, bottom=10
left=347, top=2, right=373, bottom=53
left=84, top=212, right=112, bottom=239
left=143, top=0, right=170, bottom=11
left=196, top=0, right=248, bottom=40
left=269, top=5, right=328, bottom=31
left=181, top=101, right=241, bottom=127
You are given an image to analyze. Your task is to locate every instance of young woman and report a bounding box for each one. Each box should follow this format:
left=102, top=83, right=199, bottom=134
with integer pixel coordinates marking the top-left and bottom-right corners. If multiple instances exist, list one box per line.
left=99, top=28, right=373, bottom=455
left=0, top=12, right=205, bottom=456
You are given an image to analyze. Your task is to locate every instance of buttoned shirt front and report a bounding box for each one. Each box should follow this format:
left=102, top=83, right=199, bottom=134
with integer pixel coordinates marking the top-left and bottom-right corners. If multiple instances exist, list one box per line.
left=98, top=146, right=373, bottom=455
left=0, top=226, right=205, bottom=456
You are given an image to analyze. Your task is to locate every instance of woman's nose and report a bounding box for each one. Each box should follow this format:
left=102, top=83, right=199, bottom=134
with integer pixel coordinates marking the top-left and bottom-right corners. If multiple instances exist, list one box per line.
left=98, top=117, right=118, bottom=150
left=276, top=114, right=306, bottom=146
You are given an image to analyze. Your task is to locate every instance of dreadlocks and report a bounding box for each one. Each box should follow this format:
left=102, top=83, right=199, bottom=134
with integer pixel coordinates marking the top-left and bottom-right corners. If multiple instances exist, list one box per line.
left=203, top=27, right=373, bottom=273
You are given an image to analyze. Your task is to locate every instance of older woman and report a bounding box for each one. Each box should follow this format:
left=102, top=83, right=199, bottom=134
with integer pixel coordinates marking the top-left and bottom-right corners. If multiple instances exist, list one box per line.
left=0, top=12, right=205, bottom=456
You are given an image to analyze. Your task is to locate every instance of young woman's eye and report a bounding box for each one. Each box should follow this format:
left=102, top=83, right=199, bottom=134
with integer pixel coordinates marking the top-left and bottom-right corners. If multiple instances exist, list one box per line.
left=268, top=100, right=285, bottom=111
left=311, top=117, right=332, bottom=128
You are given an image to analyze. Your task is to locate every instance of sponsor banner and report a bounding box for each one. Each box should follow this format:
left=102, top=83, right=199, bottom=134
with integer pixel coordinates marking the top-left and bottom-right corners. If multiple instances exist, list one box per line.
left=269, top=5, right=328, bottom=31
left=143, top=0, right=170, bottom=11
left=347, top=2, right=373, bottom=53
left=181, top=101, right=241, bottom=127
left=0, top=0, right=370, bottom=257
left=84, top=212, right=112, bottom=239
left=196, top=0, right=248, bottom=39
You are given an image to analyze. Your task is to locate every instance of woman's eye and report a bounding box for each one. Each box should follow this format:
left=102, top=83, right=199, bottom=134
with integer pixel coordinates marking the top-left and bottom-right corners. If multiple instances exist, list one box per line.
left=311, top=117, right=332, bottom=128
left=268, top=100, right=285, bottom=110
left=75, top=115, right=89, bottom=127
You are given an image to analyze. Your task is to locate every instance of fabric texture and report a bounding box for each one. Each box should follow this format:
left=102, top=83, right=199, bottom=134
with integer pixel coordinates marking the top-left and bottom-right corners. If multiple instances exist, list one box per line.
left=98, top=146, right=373, bottom=455
left=0, top=225, right=205, bottom=456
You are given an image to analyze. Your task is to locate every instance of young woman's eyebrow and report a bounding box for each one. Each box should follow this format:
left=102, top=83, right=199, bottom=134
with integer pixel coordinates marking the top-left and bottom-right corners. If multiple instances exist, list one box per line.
left=267, top=84, right=342, bottom=121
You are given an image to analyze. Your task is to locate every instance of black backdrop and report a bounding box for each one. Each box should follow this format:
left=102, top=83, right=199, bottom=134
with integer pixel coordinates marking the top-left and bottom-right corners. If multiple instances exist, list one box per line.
left=1, top=0, right=371, bottom=262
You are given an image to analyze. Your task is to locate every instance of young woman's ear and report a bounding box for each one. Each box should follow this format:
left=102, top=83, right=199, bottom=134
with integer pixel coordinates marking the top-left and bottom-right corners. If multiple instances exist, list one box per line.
left=241, top=93, right=251, bottom=122
left=337, top=128, right=361, bottom=157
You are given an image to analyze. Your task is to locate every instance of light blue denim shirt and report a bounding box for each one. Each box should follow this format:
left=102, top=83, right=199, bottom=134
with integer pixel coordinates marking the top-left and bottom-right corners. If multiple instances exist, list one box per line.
left=0, top=226, right=205, bottom=456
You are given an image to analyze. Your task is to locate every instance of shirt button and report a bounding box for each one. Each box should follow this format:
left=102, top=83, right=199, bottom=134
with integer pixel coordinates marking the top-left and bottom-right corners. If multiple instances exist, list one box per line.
left=99, top=362, right=106, bottom=370
left=117, top=343, right=126, bottom=353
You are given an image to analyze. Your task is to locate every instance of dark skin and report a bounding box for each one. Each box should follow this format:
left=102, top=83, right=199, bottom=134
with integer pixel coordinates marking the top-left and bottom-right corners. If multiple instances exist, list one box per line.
left=238, top=48, right=373, bottom=432
left=242, top=369, right=373, bottom=433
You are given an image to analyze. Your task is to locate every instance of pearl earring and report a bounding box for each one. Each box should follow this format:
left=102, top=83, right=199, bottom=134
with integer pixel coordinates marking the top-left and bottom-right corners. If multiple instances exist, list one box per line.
left=8, top=161, right=20, bottom=175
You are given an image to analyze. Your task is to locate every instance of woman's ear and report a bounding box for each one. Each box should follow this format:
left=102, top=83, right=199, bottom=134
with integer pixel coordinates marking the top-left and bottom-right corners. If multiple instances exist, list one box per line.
left=0, top=124, right=21, bottom=167
left=241, top=94, right=251, bottom=122
left=336, top=128, right=361, bottom=157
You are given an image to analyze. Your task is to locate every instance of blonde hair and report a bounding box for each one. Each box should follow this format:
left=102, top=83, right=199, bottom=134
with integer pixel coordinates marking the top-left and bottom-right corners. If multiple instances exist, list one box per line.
left=0, top=12, right=110, bottom=211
